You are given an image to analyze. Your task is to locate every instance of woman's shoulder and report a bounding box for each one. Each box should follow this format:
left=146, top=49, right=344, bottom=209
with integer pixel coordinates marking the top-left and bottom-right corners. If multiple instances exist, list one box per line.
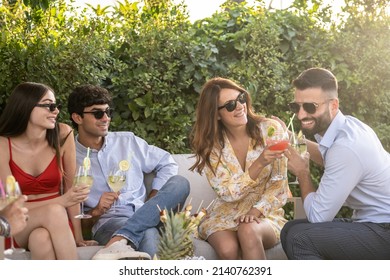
left=0, top=136, right=8, bottom=147
left=58, top=123, right=74, bottom=144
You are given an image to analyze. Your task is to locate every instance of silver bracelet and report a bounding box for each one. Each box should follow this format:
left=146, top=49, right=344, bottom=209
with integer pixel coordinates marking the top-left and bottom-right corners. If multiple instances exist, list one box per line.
left=0, top=216, right=11, bottom=238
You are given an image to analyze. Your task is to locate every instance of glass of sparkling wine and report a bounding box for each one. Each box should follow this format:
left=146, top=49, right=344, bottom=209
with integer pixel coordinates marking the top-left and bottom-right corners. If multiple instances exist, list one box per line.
left=74, top=165, right=94, bottom=219
left=289, top=133, right=307, bottom=184
left=4, top=179, right=26, bottom=255
left=107, top=164, right=127, bottom=212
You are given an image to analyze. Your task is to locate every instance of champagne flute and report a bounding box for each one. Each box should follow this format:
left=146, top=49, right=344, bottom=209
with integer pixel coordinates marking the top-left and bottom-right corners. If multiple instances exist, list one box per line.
left=289, top=133, right=307, bottom=184
left=4, top=178, right=26, bottom=255
left=107, top=162, right=127, bottom=212
left=74, top=165, right=93, bottom=219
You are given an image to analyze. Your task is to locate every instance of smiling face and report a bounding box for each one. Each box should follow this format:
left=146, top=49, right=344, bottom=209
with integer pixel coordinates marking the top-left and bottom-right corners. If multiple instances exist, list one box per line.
left=294, top=87, right=339, bottom=137
left=30, top=90, right=59, bottom=130
left=73, top=104, right=111, bottom=141
left=218, top=88, right=248, bottom=129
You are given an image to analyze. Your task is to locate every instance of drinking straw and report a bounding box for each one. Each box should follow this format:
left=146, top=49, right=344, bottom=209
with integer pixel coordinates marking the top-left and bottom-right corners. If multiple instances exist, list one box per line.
left=286, top=114, right=296, bottom=143
left=0, top=180, right=5, bottom=197
left=83, top=147, right=90, bottom=176
left=286, top=113, right=295, bottom=130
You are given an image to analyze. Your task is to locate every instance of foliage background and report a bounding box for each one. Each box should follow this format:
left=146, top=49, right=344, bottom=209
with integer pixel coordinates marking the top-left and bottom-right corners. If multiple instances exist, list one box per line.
left=1, top=0, right=389, bottom=218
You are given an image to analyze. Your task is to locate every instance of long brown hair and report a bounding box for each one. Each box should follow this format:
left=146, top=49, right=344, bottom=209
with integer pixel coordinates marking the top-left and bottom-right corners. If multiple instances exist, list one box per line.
left=189, top=77, right=264, bottom=174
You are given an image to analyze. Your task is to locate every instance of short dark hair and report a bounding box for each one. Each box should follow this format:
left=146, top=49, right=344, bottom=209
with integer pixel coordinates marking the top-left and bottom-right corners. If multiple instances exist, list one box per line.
left=67, top=85, right=112, bottom=129
left=293, top=67, right=338, bottom=97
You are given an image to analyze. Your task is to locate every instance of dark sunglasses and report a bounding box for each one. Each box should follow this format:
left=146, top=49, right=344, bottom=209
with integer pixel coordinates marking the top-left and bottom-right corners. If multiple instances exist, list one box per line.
left=82, top=108, right=113, bottom=119
left=289, top=101, right=329, bottom=114
left=35, top=103, right=62, bottom=112
left=218, top=92, right=247, bottom=112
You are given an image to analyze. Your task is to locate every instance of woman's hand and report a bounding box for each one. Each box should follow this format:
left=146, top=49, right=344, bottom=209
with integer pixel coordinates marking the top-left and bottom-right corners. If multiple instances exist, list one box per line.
left=235, top=208, right=264, bottom=224
left=257, top=146, right=285, bottom=166
left=76, top=239, right=99, bottom=247
left=62, top=185, right=90, bottom=207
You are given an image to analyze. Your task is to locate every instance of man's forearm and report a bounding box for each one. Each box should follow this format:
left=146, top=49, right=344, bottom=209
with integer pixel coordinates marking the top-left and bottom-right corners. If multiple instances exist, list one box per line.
left=306, top=139, right=323, bottom=167
left=297, top=171, right=316, bottom=201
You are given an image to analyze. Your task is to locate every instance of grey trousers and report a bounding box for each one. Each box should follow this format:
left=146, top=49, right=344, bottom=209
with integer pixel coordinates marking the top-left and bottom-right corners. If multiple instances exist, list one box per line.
left=281, top=218, right=390, bottom=259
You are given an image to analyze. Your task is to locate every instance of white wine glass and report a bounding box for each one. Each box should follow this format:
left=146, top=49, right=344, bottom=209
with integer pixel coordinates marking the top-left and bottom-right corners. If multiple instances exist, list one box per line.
left=289, top=133, right=307, bottom=185
left=4, top=180, right=26, bottom=255
left=74, top=165, right=93, bottom=219
left=107, top=164, right=127, bottom=212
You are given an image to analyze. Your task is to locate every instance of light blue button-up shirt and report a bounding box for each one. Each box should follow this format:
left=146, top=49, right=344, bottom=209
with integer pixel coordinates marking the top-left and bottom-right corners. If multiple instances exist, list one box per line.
left=304, top=111, right=390, bottom=223
left=75, top=131, right=178, bottom=234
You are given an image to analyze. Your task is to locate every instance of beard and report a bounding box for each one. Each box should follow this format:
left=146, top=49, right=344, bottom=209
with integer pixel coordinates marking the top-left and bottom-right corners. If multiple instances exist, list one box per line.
left=300, top=111, right=332, bottom=138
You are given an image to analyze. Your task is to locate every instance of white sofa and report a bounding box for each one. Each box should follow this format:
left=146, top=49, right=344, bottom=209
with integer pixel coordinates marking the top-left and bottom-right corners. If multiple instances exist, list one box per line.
left=1, top=154, right=304, bottom=260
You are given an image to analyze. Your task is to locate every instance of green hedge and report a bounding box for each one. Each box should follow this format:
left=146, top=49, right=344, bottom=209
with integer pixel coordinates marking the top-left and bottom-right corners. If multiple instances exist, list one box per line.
left=0, top=0, right=389, bottom=219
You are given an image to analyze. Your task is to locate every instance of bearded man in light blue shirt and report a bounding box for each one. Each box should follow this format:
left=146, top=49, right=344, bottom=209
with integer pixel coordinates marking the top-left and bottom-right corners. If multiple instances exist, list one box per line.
left=67, top=85, right=190, bottom=260
left=282, top=68, right=390, bottom=259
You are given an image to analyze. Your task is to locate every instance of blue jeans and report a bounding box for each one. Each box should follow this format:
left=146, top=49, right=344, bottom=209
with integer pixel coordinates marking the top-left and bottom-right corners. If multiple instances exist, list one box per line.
left=93, top=175, right=190, bottom=257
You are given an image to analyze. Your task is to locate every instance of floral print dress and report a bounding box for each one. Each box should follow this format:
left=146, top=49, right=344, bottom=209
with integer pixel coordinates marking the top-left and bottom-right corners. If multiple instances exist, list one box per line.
left=198, top=119, right=290, bottom=241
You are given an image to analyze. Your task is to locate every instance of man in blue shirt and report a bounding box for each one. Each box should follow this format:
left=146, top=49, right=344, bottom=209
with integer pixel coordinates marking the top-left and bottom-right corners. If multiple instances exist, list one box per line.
left=282, top=67, right=390, bottom=259
left=67, top=85, right=190, bottom=260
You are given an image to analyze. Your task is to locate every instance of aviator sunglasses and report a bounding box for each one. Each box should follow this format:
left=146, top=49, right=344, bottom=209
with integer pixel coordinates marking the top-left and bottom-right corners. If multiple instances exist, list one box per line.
left=35, top=103, right=62, bottom=112
left=82, top=108, right=113, bottom=119
left=218, top=92, right=247, bottom=112
left=288, top=100, right=331, bottom=114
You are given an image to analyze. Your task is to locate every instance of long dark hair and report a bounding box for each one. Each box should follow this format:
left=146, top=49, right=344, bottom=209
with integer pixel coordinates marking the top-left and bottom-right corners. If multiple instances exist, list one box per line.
left=0, top=82, right=61, bottom=167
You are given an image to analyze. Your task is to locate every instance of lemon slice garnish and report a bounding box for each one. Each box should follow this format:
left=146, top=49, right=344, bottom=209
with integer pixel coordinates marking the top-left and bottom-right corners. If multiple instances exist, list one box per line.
left=119, top=160, right=130, bottom=171
left=267, top=125, right=276, bottom=137
left=83, top=157, right=91, bottom=169
left=297, top=130, right=303, bottom=139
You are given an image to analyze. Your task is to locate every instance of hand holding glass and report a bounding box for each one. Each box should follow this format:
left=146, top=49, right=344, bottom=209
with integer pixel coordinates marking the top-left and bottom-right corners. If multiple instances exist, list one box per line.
left=107, top=166, right=126, bottom=212
left=4, top=181, right=26, bottom=255
left=74, top=166, right=93, bottom=219
left=289, top=134, right=307, bottom=184
left=265, top=130, right=289, bottom=181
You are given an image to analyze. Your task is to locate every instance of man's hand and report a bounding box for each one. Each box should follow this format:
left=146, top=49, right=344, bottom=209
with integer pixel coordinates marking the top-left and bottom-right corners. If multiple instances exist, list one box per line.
left=284, top=145, right=310, bottom=178
left=1, top=195, right=28, bottom=235
left=91, top=192, right=118, bottom=216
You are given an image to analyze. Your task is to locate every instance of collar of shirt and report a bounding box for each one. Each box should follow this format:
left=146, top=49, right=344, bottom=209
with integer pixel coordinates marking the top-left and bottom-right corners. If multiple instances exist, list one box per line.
left=315, top=110, right=345, bottom=159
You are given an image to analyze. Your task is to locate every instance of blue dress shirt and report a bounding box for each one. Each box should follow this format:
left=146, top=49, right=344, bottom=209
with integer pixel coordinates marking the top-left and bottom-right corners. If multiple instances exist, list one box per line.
left=304, top=111, right=390, bottom=223
left=75, top=131, right=178, bottom=234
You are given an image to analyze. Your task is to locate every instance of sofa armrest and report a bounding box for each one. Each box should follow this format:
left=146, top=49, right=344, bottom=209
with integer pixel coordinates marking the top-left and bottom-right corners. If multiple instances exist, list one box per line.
left=287, top=197, right=306, bottom=219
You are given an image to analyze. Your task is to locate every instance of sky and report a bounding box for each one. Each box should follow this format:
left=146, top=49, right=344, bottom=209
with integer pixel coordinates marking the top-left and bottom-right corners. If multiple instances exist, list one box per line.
left=71, top=0, right=344, bottom=22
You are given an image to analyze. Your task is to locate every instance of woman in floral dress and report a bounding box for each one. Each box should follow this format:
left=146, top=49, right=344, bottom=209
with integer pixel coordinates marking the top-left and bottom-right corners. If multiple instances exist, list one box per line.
left=190, top=77, right=290, bottom=259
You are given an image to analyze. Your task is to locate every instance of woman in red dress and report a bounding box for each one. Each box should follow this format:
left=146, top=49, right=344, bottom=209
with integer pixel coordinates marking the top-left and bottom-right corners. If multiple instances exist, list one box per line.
left=0, top=82, right=96, bottom=259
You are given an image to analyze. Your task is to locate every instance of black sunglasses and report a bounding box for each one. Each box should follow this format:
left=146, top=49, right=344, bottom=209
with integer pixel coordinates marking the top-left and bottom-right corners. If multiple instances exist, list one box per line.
left=289, top=101, right=330, bottom=114
left=35, top=103, right=62, bottom=112
left=218, top=92, right=247, bottom=112
left=82, top=108, right=113, bottom=119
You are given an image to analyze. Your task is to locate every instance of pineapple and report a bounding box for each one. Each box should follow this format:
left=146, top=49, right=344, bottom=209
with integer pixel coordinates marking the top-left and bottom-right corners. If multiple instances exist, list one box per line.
left=157, top=209, right=195, bottom=260
left=156, top=200, right=212, bottom=260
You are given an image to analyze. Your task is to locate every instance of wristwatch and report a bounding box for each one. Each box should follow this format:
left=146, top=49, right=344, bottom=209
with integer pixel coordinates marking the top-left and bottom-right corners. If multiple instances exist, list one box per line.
left=0, top=216, right=11, bottom=237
